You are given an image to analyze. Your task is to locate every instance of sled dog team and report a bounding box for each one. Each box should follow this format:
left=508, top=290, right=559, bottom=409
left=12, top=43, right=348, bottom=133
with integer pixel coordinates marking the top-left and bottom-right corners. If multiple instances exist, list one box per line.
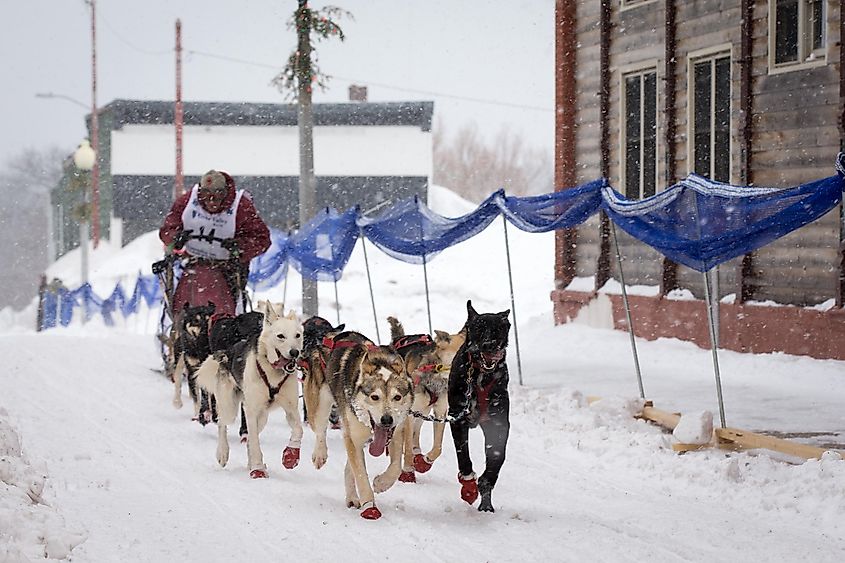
left=171, top=299, right=512, bottom=520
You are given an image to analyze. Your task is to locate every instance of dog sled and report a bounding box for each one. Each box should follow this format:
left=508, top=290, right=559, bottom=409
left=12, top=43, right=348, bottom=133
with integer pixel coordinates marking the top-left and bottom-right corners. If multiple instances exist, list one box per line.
left=152, top=244, right=253, bottom=377
left=152, top=238, right=255, bottom=432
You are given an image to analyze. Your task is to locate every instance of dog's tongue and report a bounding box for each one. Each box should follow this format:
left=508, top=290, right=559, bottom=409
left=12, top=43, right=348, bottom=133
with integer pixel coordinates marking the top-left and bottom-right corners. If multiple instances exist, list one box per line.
left=369, top=425, right=390, bottom=456
left=482, top=350, right=505, bottom=364
left=272, top=356, right=295, bottom=371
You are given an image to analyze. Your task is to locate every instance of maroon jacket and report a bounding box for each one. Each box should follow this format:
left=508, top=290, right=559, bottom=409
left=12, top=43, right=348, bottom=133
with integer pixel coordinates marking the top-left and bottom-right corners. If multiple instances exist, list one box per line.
left=159, top=173, right=271, bottom=265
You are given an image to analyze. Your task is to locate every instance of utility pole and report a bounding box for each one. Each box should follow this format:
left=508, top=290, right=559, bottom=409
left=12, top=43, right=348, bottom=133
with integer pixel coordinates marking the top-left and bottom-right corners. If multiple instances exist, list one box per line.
left=174, top=19, right=184, bottom=200
left=274, top=2, right=347, bottom=316
left=87, top=0, right=100, bottom=248
left=297, top=0, right=318, bottom=316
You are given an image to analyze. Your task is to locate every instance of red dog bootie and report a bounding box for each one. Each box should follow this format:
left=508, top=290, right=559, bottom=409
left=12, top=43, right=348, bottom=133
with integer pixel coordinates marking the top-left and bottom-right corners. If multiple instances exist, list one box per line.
left=250, top=469, right=268, bottom=479
left=360, top=502, right=382, bottom=520
left=413, top=453, right=433, bottom=473
left=282, top=447, right=300, bottom=469
left=399, top=470, right=416, bottom=483
left=458, top=472, right=478, bottom=505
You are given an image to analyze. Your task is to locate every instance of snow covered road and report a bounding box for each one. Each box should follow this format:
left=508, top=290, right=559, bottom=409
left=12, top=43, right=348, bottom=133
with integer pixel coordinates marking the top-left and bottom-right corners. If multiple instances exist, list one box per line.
left=2, top=331, right=843, bottom=562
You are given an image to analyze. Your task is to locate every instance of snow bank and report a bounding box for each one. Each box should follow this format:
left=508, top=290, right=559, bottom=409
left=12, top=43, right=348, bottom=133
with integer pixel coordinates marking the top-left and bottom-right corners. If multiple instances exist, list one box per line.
left=0, top=408, right=86, bottom=561
left=511, top=385, right=845, bottom=535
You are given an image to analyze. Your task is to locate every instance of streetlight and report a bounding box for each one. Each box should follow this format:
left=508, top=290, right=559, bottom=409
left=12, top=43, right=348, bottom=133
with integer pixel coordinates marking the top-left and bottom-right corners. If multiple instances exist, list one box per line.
left=34, top=92, right=88, bottom=109
left=34, top=91, right=89, bottom=267
left=73, top=139, right=95, bottom=284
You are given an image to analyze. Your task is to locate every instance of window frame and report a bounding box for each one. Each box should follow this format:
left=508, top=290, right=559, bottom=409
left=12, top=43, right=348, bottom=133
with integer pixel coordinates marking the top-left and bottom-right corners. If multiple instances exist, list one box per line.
left=687, top=46, right=733, bottom=183
left=619, top=63, right=660, bottom=200
left=619, top=0, right=659, bottom=12
left=768, top=0, right=828, bottom=74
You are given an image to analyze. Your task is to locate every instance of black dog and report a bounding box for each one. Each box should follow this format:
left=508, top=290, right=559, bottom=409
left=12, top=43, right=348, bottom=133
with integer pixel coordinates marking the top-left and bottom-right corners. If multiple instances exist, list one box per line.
left=448, top=300, right=510, bottom=512
left=209, top=311, right=264, bottom=352
left=208, top=310, right=264, bottom=440
left=172, top=302, right=216, bottom=425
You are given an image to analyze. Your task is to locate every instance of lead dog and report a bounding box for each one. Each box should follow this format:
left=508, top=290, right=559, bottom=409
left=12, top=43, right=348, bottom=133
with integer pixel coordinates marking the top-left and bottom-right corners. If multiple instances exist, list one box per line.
left=317, top=331, right=413, bottom=520
left=386, top=316, right=465, bottom=482
left=448, top=300, right=510, bottom=512
left=196, top=303, right=304, bottom=479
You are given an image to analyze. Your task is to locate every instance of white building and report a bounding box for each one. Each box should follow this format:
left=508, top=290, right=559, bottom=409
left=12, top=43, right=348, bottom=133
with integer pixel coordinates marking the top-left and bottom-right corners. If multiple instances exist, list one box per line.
left=56, top=99, right=434, bottom=249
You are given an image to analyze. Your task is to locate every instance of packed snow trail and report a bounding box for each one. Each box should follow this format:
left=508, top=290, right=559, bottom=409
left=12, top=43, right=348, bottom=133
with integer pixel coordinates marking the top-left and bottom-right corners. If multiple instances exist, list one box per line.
left=2, top=332, right=843, bottom=562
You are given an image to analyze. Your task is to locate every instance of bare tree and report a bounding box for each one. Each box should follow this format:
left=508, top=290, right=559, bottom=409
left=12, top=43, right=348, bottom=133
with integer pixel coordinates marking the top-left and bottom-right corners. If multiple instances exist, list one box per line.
left=0, top=146, right=66, bottom=310
left=433, top=121, right=553, bottom=202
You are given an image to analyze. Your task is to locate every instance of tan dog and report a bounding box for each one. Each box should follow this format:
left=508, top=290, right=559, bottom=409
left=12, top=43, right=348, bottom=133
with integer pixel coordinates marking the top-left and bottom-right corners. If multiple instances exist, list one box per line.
left=299, top=315, right=345, bottom=470
left=317, top=331, right=413, bottom=520
left=387, top=317, right=465, bottom=482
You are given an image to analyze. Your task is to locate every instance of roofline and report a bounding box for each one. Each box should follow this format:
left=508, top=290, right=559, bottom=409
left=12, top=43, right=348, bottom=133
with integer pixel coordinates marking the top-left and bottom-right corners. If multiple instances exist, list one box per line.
left=96, top=99, right=434, bottom=131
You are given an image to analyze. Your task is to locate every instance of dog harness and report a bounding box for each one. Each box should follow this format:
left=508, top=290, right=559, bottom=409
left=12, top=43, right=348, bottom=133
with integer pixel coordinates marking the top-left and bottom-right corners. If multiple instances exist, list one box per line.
left=256, top=361, right=291, bottom=403
left=475, top=378, right=498, bottom=423
left=468, top=350, right=506, bottom=424
left=413, top=363, right=450, bottom=407
left=322, top=336, right=379, bottom=352
left=392, top=334, right=433, bottom=351
left=415, top=363, right=448, bottom=376
left=296, top=347, right=328, bottom=381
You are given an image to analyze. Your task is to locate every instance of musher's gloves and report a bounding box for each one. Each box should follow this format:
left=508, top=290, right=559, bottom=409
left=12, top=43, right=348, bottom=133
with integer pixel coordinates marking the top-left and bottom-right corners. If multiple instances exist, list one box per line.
left=152, top=258, right=168, bottom=275
left=173, top=229, right=194, bottom=250
left=221, top=238, right=241, bottom=258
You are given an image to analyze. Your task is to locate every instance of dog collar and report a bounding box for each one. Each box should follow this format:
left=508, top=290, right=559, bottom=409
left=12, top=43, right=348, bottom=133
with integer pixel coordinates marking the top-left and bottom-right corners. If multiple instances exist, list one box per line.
left=468, top=349, right=505, bottom=373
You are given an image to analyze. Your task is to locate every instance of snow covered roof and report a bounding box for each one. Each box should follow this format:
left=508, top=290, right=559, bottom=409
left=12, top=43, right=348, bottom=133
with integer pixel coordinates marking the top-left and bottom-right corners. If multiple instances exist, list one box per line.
left=99, top=99, right=434, bottom=130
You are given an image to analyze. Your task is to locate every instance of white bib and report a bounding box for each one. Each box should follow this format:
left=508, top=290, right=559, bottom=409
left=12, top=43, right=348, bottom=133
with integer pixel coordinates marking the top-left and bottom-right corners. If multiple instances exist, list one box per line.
left=180, top=185, right=244, bottom=260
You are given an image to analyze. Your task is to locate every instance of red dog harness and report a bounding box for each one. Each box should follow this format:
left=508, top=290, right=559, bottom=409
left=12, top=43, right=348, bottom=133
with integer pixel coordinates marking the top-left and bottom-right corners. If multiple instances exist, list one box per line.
left=256, top=361, right=290, bottom=403
left=392, top=334, right=433, bottom=351
left=468, top=350, right=504, bottom=423
left=475, top=379, right=497, bottom=423
left=322, top=336, right=379, bottom=352
left=413, top=363, right=449, bottom=407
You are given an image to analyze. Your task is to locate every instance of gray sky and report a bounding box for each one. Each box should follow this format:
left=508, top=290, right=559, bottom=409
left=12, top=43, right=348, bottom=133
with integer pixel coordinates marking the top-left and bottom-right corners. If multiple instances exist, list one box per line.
left=1, top=0, right=554, bottom=160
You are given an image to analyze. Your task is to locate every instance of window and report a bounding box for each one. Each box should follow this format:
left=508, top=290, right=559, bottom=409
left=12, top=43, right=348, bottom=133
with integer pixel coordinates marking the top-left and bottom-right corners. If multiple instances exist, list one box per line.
left=690, top=53, right=731, bottom=182
left=622, top=69, right=657, bottom=200
left=772, top=0, right=826, bottom=68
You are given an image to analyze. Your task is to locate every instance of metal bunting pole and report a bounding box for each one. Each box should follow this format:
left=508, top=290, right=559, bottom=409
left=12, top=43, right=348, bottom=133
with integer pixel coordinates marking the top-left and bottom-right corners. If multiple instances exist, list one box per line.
left=421, top=252, right=433, bottom=337
left=415, top=195, right=433, bottom=336
left=702, top=269, right=727, bottom=428
left=610, top=222, right=645, bottom=399
left=333, top=279, right=341, bottom=326
left=500, top=214, right=524, bottom=386
left=328, top=214, right=341, bottom=327
left=359, top=228, right=381, bottom=344
left=281, top=263, right=289, bottom=306
left=282, top=230, right=292, bottom=308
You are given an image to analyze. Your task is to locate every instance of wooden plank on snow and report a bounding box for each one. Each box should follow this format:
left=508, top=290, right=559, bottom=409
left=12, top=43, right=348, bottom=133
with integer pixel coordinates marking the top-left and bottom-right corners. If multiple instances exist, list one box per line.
left=715, top=427, right=844, bottom=461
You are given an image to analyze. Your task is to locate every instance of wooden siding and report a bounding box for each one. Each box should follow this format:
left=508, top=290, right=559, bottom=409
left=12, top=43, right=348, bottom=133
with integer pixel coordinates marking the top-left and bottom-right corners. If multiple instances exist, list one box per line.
left=566, top=0, right=844, bottom=307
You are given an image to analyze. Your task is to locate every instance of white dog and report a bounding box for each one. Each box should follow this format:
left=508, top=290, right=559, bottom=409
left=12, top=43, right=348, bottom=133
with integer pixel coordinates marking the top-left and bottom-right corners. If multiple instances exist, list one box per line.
left=196, top=302, right=304, bottom=478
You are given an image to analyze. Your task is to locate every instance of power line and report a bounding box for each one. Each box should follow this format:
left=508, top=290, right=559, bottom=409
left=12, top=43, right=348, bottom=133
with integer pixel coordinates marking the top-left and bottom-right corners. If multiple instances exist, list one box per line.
left=186, top=49, right=552, bottom=113
left=99, top=11, right=171, bottom=56
left=94, top=15, right=552, bottom=114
